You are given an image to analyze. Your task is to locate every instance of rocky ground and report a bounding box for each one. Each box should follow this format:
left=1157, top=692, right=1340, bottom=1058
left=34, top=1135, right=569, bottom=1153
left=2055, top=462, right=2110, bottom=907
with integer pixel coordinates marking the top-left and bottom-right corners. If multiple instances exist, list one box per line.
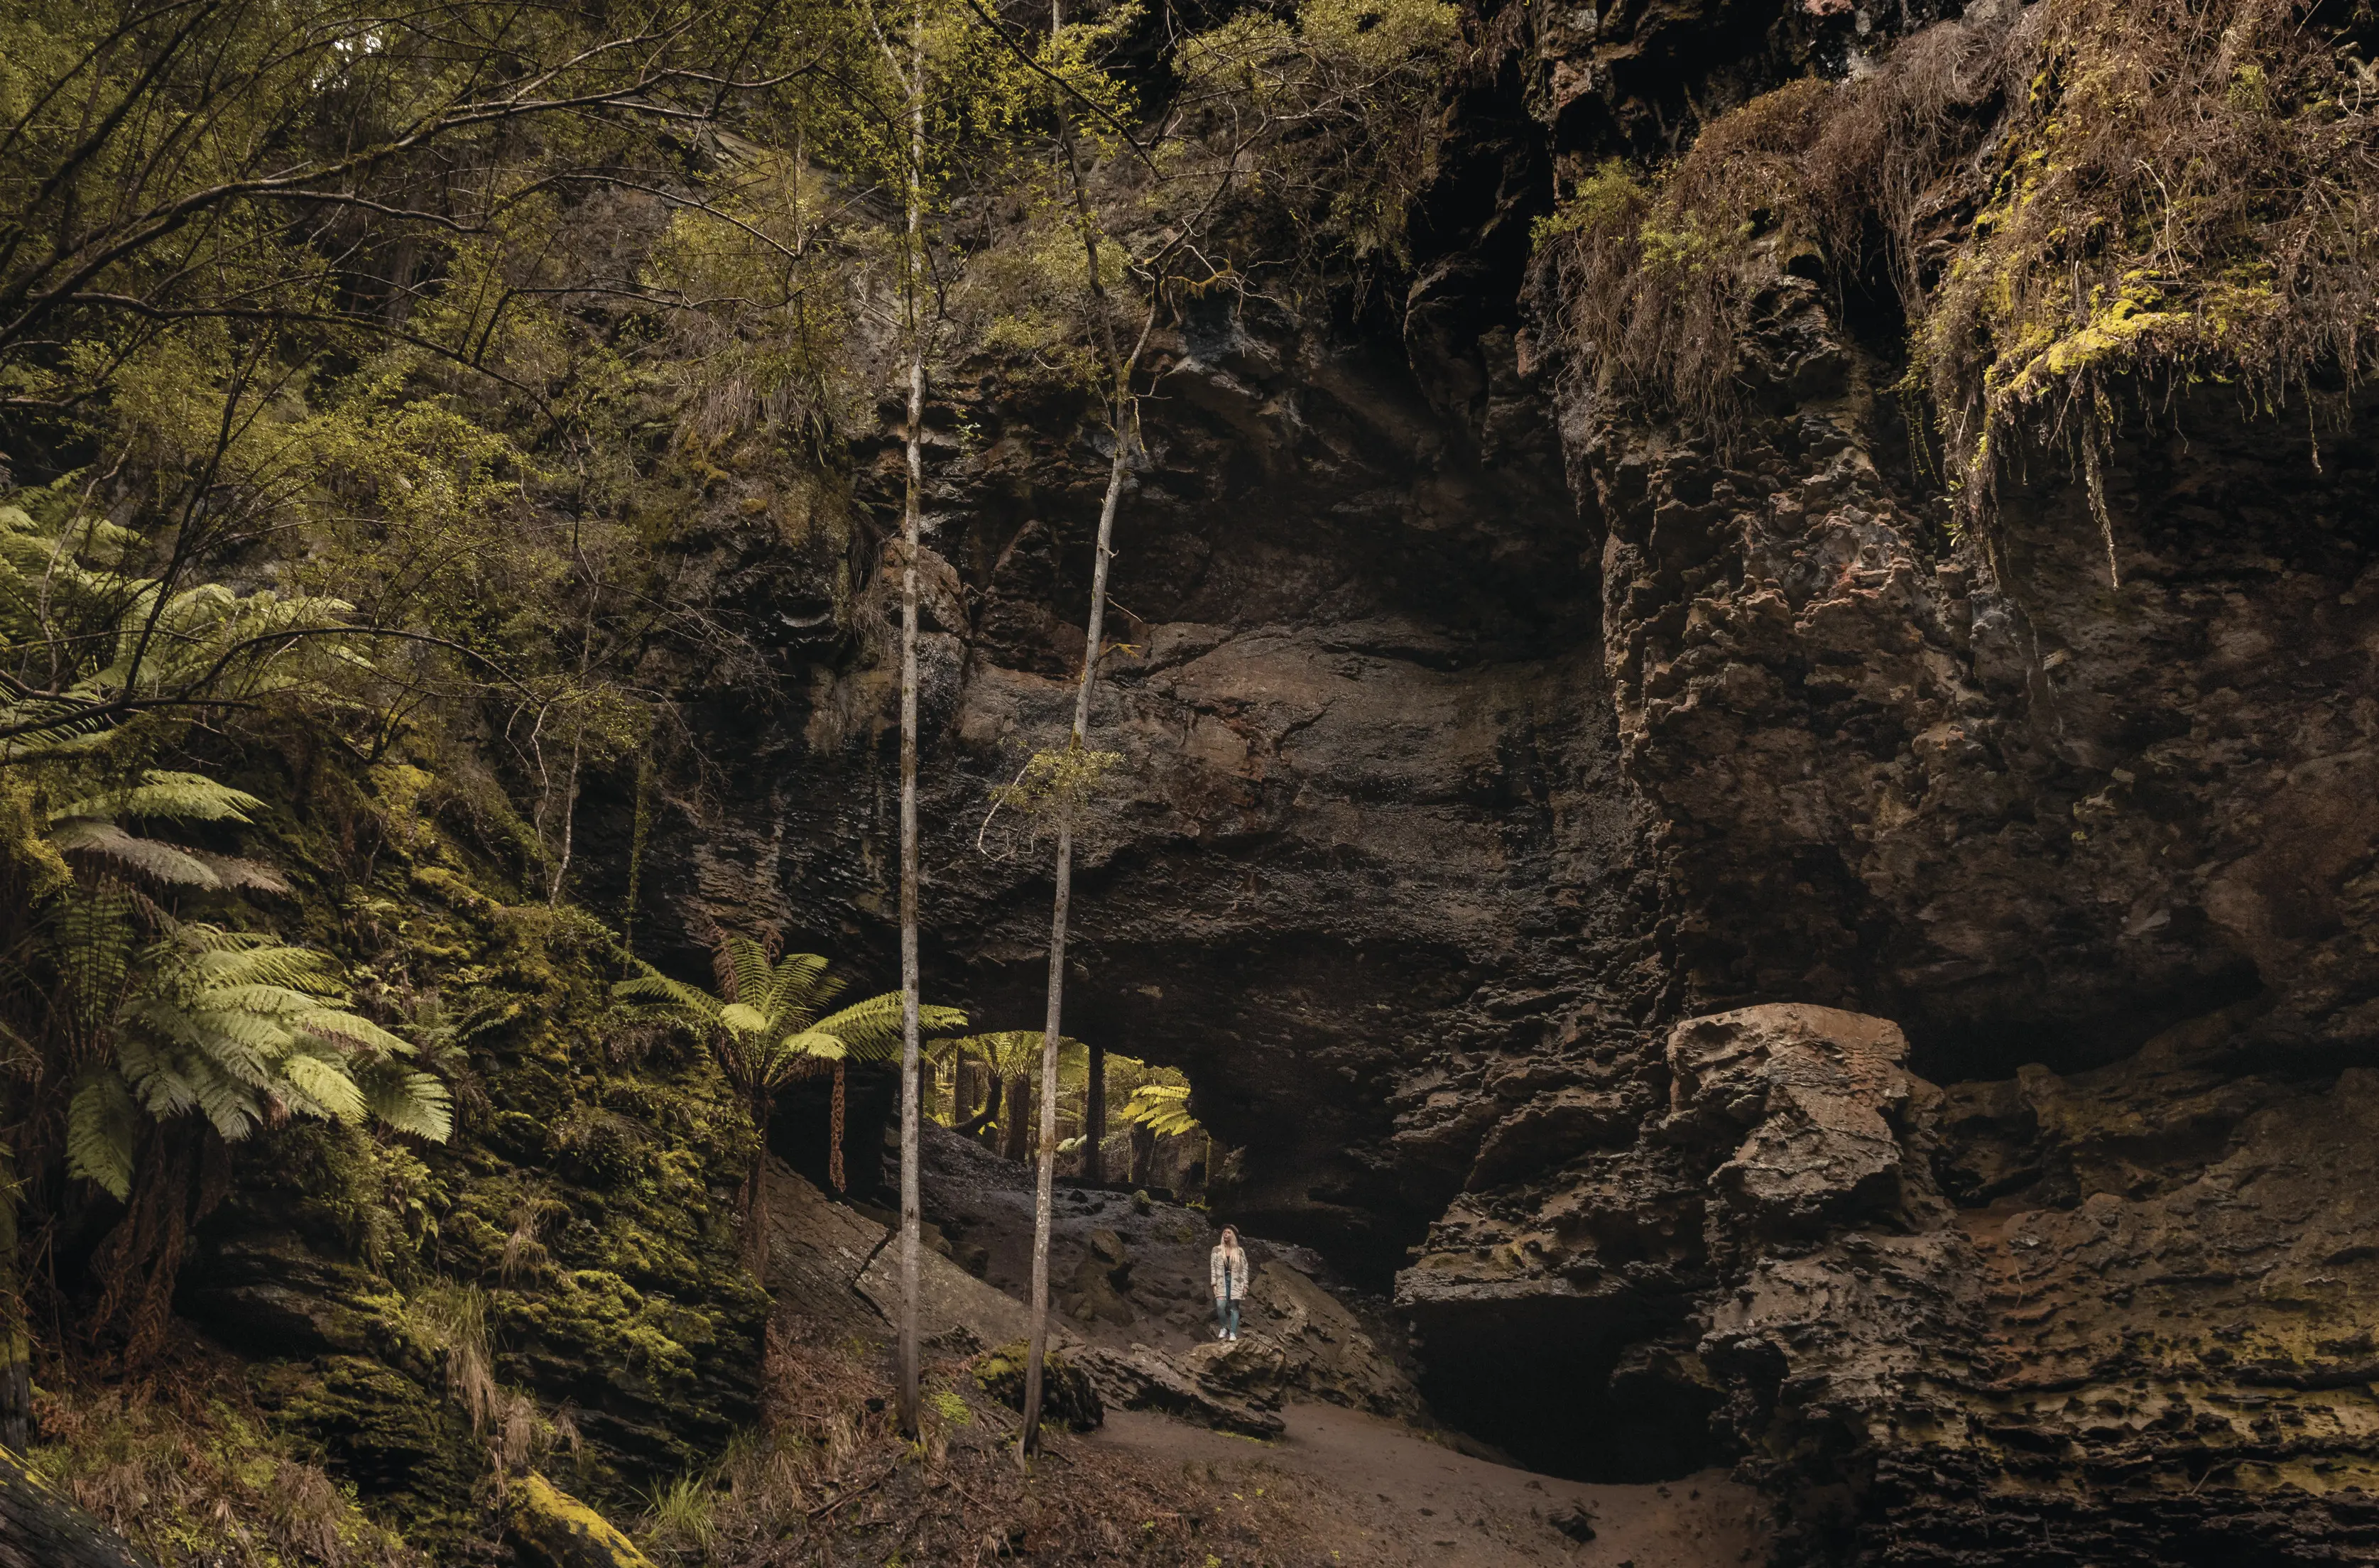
left=794, top=1123, right=1776, bottom=1566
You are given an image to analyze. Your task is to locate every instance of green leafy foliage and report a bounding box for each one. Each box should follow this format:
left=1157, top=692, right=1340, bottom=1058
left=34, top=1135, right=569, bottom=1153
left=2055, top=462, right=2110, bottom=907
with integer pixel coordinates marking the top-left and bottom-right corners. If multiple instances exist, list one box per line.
left=616, top=939, right=963, bottom=1091
left=68, top=920, right=450, bottom=1199
left=1118, top=1081, right=1200, bottom=1140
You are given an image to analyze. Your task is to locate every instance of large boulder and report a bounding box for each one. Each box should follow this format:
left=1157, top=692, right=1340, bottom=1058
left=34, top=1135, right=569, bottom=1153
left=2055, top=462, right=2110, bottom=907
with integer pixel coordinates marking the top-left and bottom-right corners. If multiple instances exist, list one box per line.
left=1072, top=1344, right=1285, bottom=1438
left=1190, top=1261, right=1425, bottom=1422
left=971, top=1342, right=1104, bottom=1432
left=1665, top=1003, right=1937, bottom=1245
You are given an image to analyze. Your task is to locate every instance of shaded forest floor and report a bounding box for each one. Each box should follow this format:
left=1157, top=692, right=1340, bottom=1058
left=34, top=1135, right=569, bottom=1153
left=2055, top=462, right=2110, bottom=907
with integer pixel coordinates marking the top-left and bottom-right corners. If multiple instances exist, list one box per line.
left=739, top=1304, right=1765, bottom=1568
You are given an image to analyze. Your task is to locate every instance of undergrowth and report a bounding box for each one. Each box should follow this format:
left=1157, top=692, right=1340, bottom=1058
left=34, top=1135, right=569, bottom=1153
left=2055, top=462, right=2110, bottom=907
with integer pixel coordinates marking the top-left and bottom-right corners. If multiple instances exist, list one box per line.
left=26, top=1339, right=423, bottom=1568
left=1541, top=0, right=2379, bottom=574
left=630, top=1305, right=1341, bottom=1567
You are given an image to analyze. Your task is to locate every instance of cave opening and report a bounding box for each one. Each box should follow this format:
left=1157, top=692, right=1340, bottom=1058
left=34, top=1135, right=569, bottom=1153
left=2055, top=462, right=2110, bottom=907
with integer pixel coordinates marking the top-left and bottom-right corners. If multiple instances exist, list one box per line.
left=1901, top=958, right=2265, bottom=1085
left=1409, top=1297, right=1726, bottom=1483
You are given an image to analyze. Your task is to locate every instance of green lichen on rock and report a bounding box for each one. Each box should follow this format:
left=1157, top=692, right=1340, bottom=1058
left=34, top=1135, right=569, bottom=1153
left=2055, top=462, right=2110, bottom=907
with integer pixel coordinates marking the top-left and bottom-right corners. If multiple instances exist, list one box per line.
left=507, top=1471, right=659, bottom=1568
left=160, top=755, right=767, bottom=1545
left=971, top=1342, right=1104, bottom=1432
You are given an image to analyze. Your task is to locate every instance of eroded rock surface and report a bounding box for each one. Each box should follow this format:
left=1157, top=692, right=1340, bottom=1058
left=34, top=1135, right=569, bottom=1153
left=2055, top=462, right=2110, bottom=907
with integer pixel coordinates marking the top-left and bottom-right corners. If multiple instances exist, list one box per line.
left=573, top=0, right=2379, bottom=1555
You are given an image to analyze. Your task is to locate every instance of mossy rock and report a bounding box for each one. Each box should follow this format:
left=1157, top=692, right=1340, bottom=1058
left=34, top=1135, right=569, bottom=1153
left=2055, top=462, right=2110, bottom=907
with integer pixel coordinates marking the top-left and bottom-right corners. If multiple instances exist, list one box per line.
left=0, top=1444, right=154, bottom=1568
left=972, top=1341, right=1104, bottom=1431
left=506, top=1471, right=656, bottom=1568
left=250, top=1355, right=484, bottom=1550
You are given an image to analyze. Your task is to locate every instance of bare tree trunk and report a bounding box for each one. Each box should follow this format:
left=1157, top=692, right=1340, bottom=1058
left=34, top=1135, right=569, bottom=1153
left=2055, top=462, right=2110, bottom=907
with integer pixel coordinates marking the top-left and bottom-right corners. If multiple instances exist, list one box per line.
left=547, top=728, right=582, bottom=907
left=894, top=0, right=928, bottom=1443
left=1002, top=1077, right=1032, bottom=1163
left=953, top=1050, right=976, bottom=1126
left=830, top=1062, right=849, bottom=1193
left=1022, top=50, right=1136, bottom=1448
left=744, top=1101, right=773, bottom=1278
left=1128, top=1122, right=1155, bottom=1189
left=0, top=1147, right=28, bottom=1455
left=1084, top=1040, right=1105, bottom=1186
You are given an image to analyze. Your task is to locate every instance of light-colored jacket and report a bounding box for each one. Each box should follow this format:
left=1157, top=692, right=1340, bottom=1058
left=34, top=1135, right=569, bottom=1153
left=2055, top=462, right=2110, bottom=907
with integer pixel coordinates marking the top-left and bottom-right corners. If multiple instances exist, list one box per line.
left=1209, top=1243, right=1248, bottom=1302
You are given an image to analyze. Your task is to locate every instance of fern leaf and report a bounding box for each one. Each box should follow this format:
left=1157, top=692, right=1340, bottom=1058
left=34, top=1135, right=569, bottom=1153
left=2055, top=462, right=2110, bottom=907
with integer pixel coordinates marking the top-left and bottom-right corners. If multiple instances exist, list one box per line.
left=51, top=884, right=133, bottom=1032
left=288, top=1005, right=414, bottom=1057
left=50, top=771, right=265, bottom=825
left=810, top=992, right=964, bottom=1062
left=67, top=1074, right=139, bottom=1200
left=45, top=820, right=223, bottom=886
left=1121, top=1083, right=1201, bottom=1138
left=360, top=1066, right=453, bottom=1141
left=759, top=952, right=831, bottom=1020
left=613, top=964, right=724, bottom=1023
left=281, top=1051, right=369, bottom=1125
left=724, top=937, right=772, bottom=1007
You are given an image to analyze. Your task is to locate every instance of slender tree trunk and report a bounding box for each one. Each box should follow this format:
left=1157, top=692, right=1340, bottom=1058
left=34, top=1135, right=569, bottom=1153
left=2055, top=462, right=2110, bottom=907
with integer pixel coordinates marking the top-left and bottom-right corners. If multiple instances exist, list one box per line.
left=953, top=1050, right=976, bottom=1126
left=894, top=0, right=929, bottom=1442
left=1023, top=29, right=1137, bottom=1448
left=547, top=728, right=582, bottom=907
left=1002, top=1076, right=1031, bottom=1163
left=1084, top=1040, right=1106, bottom=1186
left=0, top=1146, right=28, bottom=1454
left=1128, top=1121, right=1155, bottom=1189
left=830, top=1062, right=849, bottom=1194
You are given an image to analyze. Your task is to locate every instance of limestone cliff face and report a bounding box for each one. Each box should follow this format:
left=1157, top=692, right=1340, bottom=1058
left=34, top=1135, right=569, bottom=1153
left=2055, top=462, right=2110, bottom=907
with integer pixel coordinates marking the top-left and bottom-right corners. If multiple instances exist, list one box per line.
left=596, top=0, right=2379, bottom=1557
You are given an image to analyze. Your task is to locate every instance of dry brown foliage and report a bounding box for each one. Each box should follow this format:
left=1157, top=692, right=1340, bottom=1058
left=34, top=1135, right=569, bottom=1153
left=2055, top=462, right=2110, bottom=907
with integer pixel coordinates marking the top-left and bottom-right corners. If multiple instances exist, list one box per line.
left=25, top=1338, right=423, bottom=1568
left=1543, top=0, right=2379, bottom=554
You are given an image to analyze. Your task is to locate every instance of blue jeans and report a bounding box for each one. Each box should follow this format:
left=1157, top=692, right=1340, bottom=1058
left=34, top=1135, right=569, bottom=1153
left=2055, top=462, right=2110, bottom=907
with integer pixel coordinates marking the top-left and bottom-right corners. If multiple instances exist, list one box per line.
left=1214, top=1295, right=1239, bottom=1337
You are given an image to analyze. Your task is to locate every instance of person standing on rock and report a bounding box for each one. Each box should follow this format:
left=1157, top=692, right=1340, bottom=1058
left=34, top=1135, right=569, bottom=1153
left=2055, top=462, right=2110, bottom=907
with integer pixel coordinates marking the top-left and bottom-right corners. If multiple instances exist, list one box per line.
left=1210, top=1226, right=1248, bottom=1341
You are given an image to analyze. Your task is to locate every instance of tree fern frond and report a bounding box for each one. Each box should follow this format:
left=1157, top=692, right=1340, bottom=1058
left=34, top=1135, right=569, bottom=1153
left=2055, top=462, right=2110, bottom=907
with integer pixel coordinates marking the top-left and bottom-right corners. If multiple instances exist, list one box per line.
left=50, top=771, right=265, bottom=825
left=190, top=851, right=291, bottom=894
left=359, top=1066, right=453, bottom=1141
left=721, top=937, right=773, bottom=1008
left=810, top=992, right=967, bottom=1062
left=282, top=1050, right=369, bottom=1126
left=758, top=952, right=833, bottom=1020
left=1121, top=1082, right=1202, bottom=1138
left=115, top=1033, right=205, bottom=1119
left=45, top=819, right=224, bottom=886
left=52, top=885, right=134, bottom=1033
left=776, top=1030, right=848, bottom=1065
left=190, top=1062, right=262, bottom=1139
left=67, top=1073, right=138, bottom=1200
left=185, top=936, right=338, bottom=992
left=126, top=994, right=292, bottom=1064
left=613, top=964, right=725, bottom=1023
left=288, top=1006, right=415, bottom=1057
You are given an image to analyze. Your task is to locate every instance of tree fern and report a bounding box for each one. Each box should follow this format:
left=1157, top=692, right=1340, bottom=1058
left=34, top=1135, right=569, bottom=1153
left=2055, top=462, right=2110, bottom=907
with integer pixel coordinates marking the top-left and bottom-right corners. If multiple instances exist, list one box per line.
left=67, top=921, right=450, bottom=1198
left=1121, top=1082, right=1202, bottom=1139
left=613, top=944, right=964, bottom=1221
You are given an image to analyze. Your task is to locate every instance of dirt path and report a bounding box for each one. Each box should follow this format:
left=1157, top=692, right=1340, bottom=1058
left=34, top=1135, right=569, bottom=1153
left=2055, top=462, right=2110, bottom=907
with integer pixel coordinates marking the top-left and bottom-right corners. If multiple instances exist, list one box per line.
left=901, top=1126, right=1773, bottom=1564
left=1083, top=1400, right=1768, bottom=1566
